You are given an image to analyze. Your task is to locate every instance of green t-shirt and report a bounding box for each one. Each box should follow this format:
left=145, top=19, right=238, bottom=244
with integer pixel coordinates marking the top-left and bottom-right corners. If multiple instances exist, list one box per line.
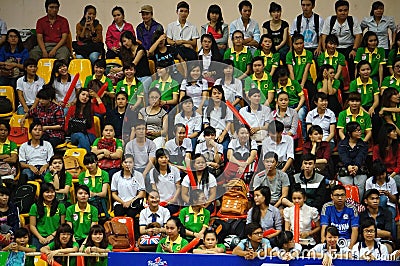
left=150, top=77, right=179, bottom=102
left=83, top=75, right=114, bottom=93
left=196, top=243, right=226, bottom=253
left=156, top=236, right=189, bottom=253
left=179, top=206, right=210, bottom=234
left=317, top=50, right=346, bottom=73
left=316, top=79, right=341, bottom=95
left=223, top=47, right=252, bottom=78
left=337, top=108, right=372, bottom=140
left=354, top=47, right=386, bottom=78
left=29, top=203, right=66, bottom=237
left=65, top=203, right=99, bottom=241
left=286, top=49, right=313, bottom=81
left=78, top=168, right=109, bottom=193
left=25, top=245, right=36, bottom=266
left=115, top=78, right=144, bottom=105
left=381, top=75, right=400, bottom=92
left=44, top=172, right=73, bottom=203
left=274, top=78, right=303, bottom=106
left=83, top=244, right=112, bottom=266
left=349, top=77, right=380, bottom=107
left=244, top=73, right=273, bottom=104
left=0, top=139, right=17, bottom=156
left=47, top=241, right=79, bottom=266
left=387, top=48, right=400, bottom=67
left=253, top=50, right=280, bottom=73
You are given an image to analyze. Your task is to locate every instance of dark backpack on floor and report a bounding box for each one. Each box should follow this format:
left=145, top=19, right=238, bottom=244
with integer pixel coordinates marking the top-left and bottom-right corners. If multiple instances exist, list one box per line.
left=13, top=184, right=36, bottom=214
left=211, top=218, right=246, bottom=243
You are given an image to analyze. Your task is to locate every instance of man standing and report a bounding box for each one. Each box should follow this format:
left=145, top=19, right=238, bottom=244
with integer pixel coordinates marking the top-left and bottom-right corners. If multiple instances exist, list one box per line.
left=136, top=5, right=164, bottom=51
left=230, top=0, right=260, bottom=53
left=321, top=0, right=362, bottom=79
left=320, top=185, right=359, bottom=249
left=166, top=1, right=199, bottom=61
left=290, top=0, right=324, bottom=57
left=30, top=0, right=70, bottom=61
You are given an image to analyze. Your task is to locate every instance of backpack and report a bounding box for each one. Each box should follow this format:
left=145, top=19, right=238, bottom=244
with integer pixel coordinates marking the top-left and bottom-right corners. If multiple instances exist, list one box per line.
left=220, top=179, right=249, bottom=216
left=296, top=14, right=320, bottom=41
left=8, top=127, right=29, bottom=145
left=329, top=15, right=354, bottom=37
left=104, top=220, right=130, bottom=249
left=211, top=218, right=246, bottom=244
left=13, top=184, right=36, bottom=214
left=0, top=96, right=12, bottom=114
left=63, top=156, right=81, bottom=178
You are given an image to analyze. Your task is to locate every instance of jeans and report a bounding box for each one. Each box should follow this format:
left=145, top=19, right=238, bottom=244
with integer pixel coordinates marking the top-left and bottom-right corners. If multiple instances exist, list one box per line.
left=71, top=132, right=96, bottom=152
left=76, top=52, right=101, bottom=65
left=21, top=165, right=47, bottom=181
left=337, top=174, right=367, bottom=201
left=290, top=104, right=308, bottom=139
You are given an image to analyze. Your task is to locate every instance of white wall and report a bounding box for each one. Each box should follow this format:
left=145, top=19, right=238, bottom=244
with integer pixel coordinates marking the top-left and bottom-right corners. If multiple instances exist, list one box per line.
left=0, top=0, right=399, bottom=40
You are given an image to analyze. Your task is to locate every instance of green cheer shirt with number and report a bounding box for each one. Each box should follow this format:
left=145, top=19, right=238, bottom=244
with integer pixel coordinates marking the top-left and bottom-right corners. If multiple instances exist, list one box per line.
left=253, top=50, right=280, bottom=73
left=179, top=206, right=210, bottom=233
left=66, top=203, right=99, bottom=241
left=78, top=168, right=109, bottom=193
left=244, top=72, right=273, bottom=104
left=349, top=77, right=379, bottom=107
left=274, top=78, right=303, bottom=106
left=286, top=49, right=313, bottom=81
left=337, top=108, right=372, bottom=140
left=354, top=47, right=386, bottom=78
left=29, top=203, right=66, bottom=237
left=150, top=76, right=179, bottom=101
left=223, top=47, right=252, bottom=78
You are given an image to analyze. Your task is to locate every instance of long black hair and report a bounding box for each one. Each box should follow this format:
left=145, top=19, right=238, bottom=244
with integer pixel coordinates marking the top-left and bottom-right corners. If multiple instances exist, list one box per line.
left=4, top=29, right=25, bottom=53
left=79, top=5, right=100, bottom=27
left=54, top=224, right=74, bottom=249
left=377, top=123, right=398, bottom=160
left=85, top=224, right=108, bottom=248
left=37, top=183, right=60, bottom=219
left=206, top=85, right=227, bottom=121
left=119, top=31, right=140, bottom=66
left=251, top=186, right=271, bottom=225
left=192, top=154, right=210, bottom=189
left=207, top=4, right=224, bottom=33
left=152, top=149, right=171, bottom=184
left=74, top=87, right=93, bottom=128
left=49, top=154, right=67, bottom=189
left=49, top=59, right=71, bottom=87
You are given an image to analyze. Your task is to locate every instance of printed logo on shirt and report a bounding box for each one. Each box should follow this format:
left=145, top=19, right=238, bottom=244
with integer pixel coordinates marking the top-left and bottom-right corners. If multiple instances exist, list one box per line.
left=185, top=215, right=190, bottom=223
left=357, top=87, right=362, bottom=94
left=376, top=54, right=381, bottom=60
left=345, top=117, right=350, bottom=123
left=361, top=54, right=367, bottom=61
left=229, top=55, right=234, bottom=61
left=83, top=178, right=89, bottom=185
left=343, top=214, right=349, bottom=220
left=359, top=118, right=365, bottom=124
left=167, top=173, right=175, bottom=182
left=73, top=213, right=78, bottom=221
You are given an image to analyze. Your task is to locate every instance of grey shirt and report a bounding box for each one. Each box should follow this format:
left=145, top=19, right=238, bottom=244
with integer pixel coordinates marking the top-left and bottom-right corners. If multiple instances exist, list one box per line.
left=251, top=170, right=290, bottom=204
left=124, top=138, right=156, bottom=169
left=247, top=205, right=282, bottom=231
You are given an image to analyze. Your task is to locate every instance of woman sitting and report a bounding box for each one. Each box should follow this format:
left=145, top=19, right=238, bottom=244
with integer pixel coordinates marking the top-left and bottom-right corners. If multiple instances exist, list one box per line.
left=232, top=222, right=271, bottom=259
left=83, top=225, right=112, bottom=266
left=156, top=217, right=188, bottom=253
left=44, top=155, right=73, bottom=205
left=91, top=123, right=123, bottom=178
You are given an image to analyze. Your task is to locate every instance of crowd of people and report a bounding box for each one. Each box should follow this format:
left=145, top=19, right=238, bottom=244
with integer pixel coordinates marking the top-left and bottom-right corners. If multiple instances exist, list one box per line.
left=1, top=0, right=400, bottom=265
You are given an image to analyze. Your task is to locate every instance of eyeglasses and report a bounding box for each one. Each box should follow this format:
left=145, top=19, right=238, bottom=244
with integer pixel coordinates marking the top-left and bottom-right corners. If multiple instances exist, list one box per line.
left=332, top=193, right=346, bottom=198
left=252, top=231, right=263, bottom=236
left=363, top=229, right=375, bottom=234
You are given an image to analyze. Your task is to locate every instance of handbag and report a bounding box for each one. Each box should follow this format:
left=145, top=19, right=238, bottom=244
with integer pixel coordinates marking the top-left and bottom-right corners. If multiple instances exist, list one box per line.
left=138, top=222, right=162, bottom=251
left=97, top=138, right=121, bottom=170
left=68, top=117, right=88, bottom=135
left=0, top=58, right=21, bottom=78
left=8, top=127, right=29, bottom=145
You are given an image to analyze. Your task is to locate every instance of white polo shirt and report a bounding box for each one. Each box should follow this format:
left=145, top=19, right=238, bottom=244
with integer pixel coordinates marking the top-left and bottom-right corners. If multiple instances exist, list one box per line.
left=214, top=78, right=243, bottom=103
left=305, top=107, right=336, bottom=142
left=203, top=105, right=233, bottom=132
left=239, top=105, right=271, bottom=129
left=139, top=206, right=171, bottom=227
left=16, top=75, right=45, bottom=106
left=53, top=74, right=82, bottom=102
left=149, top=165, right=181, bottom=202
left=228, top=138, right=258, bottom=160
left=181, top=173, right=217, bottom=200
left=174, top=111, right=202, bottom=135
left=164, top=138, right=193, bottom=156
left=111, top=170, right=145, bottom=206
left=180, top=79, right=208, bottom=108
left=166, top=20, right=200, bottom=41
left=262, top=135, right=294, bottom=161
left=19, top=139, right=53, bottom=166
left=321, top=16, right=362, bottom=48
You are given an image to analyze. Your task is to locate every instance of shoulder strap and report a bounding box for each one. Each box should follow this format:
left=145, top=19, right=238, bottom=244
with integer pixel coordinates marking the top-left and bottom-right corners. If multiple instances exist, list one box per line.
left=329, top=16, right=337, bottom=35
left=296, top=15, right=302, bottom=34
left=314, top=14, right=320, bottom=42
left=347, top=16, right=354, bottom=37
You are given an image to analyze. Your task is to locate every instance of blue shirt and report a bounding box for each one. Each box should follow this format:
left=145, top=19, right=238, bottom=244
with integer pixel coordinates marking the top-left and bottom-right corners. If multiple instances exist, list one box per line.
left=237, top=238, right=271, bottom=252
left=136, top=19, right=164, bottom=51
left=0, top=46, right=29, bottom=64
left=320, top=201, right=359, bottom=240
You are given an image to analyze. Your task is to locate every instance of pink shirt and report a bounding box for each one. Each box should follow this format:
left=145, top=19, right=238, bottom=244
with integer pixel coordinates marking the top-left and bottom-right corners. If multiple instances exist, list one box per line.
left=105, top=21, right=135, bottom=50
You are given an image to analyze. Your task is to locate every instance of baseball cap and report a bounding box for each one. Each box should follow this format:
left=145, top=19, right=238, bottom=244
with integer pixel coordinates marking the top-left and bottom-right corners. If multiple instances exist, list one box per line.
left=139, top=5, right=153, bottom=13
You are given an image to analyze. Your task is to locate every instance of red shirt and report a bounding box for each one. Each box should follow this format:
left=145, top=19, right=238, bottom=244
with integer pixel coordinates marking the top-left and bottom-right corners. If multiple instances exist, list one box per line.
left=36, top=15, right=70, bottom=44
left=65, top=103, right=106, bottom=136
left=303, top=141, right=331, bottom=161
left=105, top=21, right=135, bottom=50
left=372, top=144, right=400, bottom=174
left=28, top=102, right=65, bottom=140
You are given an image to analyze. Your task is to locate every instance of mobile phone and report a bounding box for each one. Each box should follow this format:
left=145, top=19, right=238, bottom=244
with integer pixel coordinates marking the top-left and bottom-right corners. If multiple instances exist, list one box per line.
left=87, top=17, right=92, bottom=21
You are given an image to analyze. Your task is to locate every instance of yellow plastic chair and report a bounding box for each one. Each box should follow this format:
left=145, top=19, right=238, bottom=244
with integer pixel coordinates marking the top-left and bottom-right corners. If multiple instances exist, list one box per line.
left=9, top=114, right=32, bottom=146
left=0, top=86, right=15, bottom=117
left=37, top=58, right=56, bottom=84
left=93, top=116, right=101, bottom=138
left=106, top=58, right=122, bottom=66
left=64, top=148, right=87, bottom=171
left=68, top=59, right=92, bottom=85
left=34, top=256, right=48, bottom=266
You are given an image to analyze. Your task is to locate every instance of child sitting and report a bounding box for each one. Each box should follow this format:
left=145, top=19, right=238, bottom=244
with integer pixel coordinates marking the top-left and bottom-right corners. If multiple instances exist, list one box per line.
left=2, top=227, right=36, bottom=266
